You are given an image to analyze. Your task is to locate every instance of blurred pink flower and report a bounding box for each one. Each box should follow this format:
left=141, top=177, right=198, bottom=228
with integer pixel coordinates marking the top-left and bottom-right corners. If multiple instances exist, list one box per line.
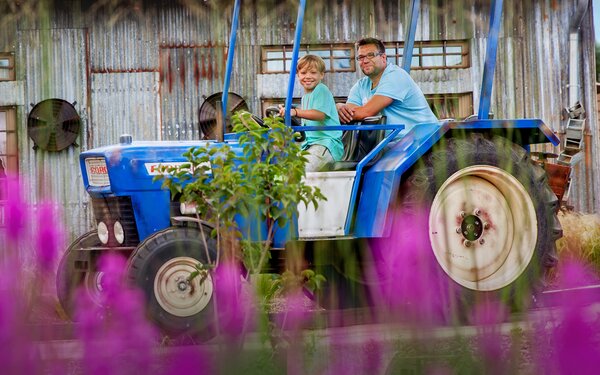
left=531, top=259, right=600, bottom=374
left=368, top=208, right=452, bottom=326
left=214, top=262, right=255, bottom=338
left=470, top=298, right=509, bottom=374
left=75, top=253, right=159, bottom=375
left=276, top=289, right=311, bottom=332
left=164, top=346, right=214, bottom=373
left=0, top=266, right=42, bottom=374
left=4, top=175, right=28, bottom=244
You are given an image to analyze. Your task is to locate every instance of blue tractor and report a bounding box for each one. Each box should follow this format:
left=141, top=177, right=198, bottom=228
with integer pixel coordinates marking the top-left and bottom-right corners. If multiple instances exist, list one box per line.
left=57, top=0, right=562, bottom=337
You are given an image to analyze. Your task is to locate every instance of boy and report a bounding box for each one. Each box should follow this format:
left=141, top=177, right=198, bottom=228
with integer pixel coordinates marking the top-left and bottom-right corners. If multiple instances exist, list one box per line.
left=279, top=55, right=343, bottom=172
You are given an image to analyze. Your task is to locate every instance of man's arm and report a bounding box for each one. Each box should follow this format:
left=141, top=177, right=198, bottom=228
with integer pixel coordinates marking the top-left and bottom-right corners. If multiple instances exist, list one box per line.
left=350, top=95, right=393, bottom=121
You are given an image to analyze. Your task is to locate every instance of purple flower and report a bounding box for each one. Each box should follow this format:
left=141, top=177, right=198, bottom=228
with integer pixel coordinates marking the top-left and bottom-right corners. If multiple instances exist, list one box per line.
left=4, top=175, right=28, bottom=244
left=470, top=298, right=509, bottom=374
left=368, top=208, right=452, bottom=326
left=214, top=262, right=255, bottom=338
left=531, top=259, right=600, bottom=374
left=164, top=346, right=214, bottom=373
left=75, top=253, right=159, bottom=375
left=276, top=289, right=311, bottom=332
left=0, top=263, right=42, bottom=374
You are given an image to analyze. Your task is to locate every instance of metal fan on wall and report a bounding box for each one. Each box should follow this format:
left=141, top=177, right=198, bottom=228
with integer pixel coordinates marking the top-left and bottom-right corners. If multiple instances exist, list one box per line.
left=198, top=92, right=248, bottom=139
left=27, top=99, right=81, bottom=151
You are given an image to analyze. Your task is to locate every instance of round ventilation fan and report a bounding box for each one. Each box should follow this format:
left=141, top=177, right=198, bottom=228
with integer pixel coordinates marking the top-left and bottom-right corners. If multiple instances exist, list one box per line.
left=198, top=92, right=248, bottom=139
left=27, top=99, right=81, bottom=152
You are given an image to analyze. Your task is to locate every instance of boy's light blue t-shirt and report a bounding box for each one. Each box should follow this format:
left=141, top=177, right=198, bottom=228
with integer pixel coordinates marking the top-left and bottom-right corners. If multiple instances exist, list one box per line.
left=300, top=82, right=344, bottom=161
left=347, top=63, right=438, bottom=137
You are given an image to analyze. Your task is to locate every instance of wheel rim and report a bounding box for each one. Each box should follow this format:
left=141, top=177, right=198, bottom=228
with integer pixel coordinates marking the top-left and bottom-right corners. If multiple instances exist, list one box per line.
left=154, top=256, right=213, bottom=317
left=429, top=165, right=538, bottom=291
left=83, top=271, right=105, bottom=306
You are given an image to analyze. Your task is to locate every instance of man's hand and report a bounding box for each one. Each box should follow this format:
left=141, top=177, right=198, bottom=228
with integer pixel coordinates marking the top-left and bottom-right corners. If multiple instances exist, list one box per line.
left=336, top=103, right=355, bottom=123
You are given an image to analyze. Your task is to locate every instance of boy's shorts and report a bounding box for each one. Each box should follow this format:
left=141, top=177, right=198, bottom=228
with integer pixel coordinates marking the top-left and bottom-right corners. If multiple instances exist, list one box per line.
left=305, top=144, right=334, bottom=172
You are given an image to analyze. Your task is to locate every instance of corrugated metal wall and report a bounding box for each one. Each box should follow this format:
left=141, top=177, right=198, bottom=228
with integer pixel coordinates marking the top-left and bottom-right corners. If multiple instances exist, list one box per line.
left=17, top=28, right=92, bottom=238
left=0, top=0, right=598, bottom=247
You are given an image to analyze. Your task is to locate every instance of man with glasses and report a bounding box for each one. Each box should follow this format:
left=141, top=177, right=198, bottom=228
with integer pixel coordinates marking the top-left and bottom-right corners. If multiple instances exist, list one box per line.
left=337, top=37, right=437, bottom=138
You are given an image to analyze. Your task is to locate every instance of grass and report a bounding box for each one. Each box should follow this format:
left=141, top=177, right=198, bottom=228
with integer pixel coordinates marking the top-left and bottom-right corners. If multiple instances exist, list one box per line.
left=556, top=211, right=600, bottom=271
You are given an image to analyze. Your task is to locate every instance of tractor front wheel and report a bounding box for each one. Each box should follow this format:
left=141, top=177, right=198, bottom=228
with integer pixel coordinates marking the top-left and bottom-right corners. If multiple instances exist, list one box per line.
left=127, top=226, right=218, bottom=340
left=56, top=231, right=104, bottom=320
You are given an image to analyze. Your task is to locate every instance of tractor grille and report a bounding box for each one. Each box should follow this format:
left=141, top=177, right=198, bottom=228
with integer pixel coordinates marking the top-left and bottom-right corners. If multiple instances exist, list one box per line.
left=91, top=196, right=139, bottom=247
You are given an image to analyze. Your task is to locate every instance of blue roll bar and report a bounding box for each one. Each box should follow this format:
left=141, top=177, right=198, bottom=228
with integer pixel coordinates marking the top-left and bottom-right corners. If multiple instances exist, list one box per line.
left=478, top=0, right=503, bottom=119
left=284, top=0, right=307, bottom=127
left=401, top=0, right=420, bottom=73
left=221, top=0, right=242, bottom=128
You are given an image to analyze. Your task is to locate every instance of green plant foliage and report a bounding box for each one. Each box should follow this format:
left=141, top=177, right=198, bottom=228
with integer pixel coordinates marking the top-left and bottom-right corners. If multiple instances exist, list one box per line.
left=155, top=110, right=325, bottom=278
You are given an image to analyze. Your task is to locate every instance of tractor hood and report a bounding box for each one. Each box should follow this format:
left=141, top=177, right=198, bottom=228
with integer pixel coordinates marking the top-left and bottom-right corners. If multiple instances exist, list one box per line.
left=80, top=139, right=244, bottom=197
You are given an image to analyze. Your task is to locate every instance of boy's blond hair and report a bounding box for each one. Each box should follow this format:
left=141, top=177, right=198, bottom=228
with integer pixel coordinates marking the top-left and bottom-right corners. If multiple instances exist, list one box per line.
left=297, top=54, right=326, bottom=73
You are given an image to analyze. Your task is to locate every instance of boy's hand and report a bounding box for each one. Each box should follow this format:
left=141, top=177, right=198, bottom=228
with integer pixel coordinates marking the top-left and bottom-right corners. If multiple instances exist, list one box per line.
left=336, top=103, right=355, bottom=123
left=278, top=104, right=299, bottom=118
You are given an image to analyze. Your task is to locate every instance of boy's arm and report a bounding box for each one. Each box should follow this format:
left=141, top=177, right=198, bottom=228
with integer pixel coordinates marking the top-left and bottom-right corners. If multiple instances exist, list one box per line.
left=294, top=108, right=325, bottom=121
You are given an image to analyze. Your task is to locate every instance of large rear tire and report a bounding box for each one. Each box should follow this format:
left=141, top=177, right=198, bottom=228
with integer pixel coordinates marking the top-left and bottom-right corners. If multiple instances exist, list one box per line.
left=56, top=231, right=103, bottom=320
left=397, top=134, right=561, bottom=312
left=127, top=226, right=218, bottom=340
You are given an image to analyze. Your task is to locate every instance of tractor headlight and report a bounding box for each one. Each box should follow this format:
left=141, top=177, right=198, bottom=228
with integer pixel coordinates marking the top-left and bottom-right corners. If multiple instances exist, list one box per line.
left=180, top=202, right=198, bottom=215
left=97, top=222, right=109, bottom=244
left=114, top=221, right=125, bottom=244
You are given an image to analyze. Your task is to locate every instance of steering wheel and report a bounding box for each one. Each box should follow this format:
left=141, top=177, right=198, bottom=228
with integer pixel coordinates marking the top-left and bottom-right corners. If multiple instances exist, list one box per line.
left=265, top=106, right=305, bottom=142
left=251, top=113, right=266, bottom=127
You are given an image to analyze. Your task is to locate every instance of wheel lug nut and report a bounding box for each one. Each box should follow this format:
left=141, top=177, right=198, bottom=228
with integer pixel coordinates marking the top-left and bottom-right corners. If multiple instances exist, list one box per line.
left=460, top=211, right=466, bottom=218
left=483, top=222, right=490, bottom=229
left=464, top=240, right=472, bottom=247
left=474, top=208, right=481, bottom=216
left=479, top=239, right=485, bottom=245
left=456, top=227, right=461, bottom=234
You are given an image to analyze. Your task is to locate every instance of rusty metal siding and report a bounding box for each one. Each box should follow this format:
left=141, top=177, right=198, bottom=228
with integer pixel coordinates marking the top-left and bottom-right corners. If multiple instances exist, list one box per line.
left=17, top=28, right=92, bottom=240
left=88, top=12, right=160, bottom=72
left=0, top=17, right=17, bottom=52
left=90, top=72, right=160, bottom=146
left=571, top=6, right=599, bottom=213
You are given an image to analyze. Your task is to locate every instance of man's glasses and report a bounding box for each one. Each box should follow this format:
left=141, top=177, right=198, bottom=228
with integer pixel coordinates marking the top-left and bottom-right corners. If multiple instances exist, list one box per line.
left=355, top=52, right=383, bottom=62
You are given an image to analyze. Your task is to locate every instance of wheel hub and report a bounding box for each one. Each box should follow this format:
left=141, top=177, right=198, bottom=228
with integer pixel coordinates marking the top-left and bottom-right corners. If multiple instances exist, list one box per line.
left=460, top=214, right=484, bottom=241
left=154, top=256, right=213, bottom=317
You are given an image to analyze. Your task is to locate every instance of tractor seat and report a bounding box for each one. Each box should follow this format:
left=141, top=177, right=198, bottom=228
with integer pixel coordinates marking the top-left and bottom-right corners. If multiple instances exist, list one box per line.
left=332, top=115, right=387, bottom=171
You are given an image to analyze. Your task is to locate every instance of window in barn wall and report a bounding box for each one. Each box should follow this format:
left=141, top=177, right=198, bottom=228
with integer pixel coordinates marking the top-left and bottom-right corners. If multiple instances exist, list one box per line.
left=0, top=107, right=17, bottom=228
left=0, top=53, right=15, bottom=81
left=261, top=44, right=355, bottom=73
left=425, top=92, right=473, bottom=120
left=385, top=40, right=469, bottom=69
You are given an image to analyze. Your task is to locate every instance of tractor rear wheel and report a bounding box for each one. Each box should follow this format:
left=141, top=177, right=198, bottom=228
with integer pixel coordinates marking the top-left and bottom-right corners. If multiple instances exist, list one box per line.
left=396, top=134, right=561, bottom=314
left=127, top=226, right=218, bottom=340
left=56, top=231, right=103, bottom=320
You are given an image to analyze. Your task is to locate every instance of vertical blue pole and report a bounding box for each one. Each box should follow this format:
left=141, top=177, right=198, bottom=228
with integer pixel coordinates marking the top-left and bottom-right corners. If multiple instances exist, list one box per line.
left=222, top=0, right=241, bottom=125
left=284, top=0, right=306, bottom=127
left=478, top=0, right=503, bottom=119
left=401, top=0, right=420, bottom=73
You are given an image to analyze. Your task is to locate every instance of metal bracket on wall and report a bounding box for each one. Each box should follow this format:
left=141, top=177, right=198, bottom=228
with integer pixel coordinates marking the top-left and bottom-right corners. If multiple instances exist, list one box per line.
left=558, top=102, right=586, bottom=166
